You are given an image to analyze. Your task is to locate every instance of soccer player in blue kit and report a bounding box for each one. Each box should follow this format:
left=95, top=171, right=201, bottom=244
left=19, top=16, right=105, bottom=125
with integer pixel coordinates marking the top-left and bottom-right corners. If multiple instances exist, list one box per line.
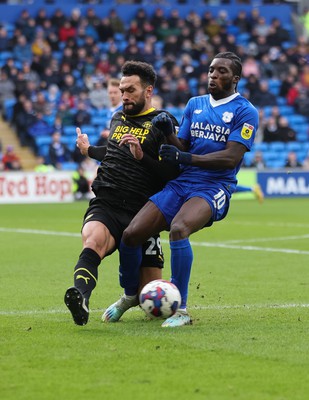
left=104, top=52, right=259, bottom=327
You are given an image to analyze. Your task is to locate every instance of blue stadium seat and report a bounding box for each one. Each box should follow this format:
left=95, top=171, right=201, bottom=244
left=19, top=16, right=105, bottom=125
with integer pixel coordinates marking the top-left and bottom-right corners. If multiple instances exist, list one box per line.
left=268, top=142, right=286, bottom=152
left=277, top=97, right=287, bottom=105
left=252, top=142, right=269, bottom=152
left=268, top=79, right=281, bottom=96
left=80, top=125, right=96, bottom=135
left=285, top=142, right=303, bottom=152
left=288, top=115, right=308, bottom=125
left=265, top=159, right=286, bottom=169
left=63, top=126, right=77, bottom=136
left=278, top=105, right=294, bottom=115
left=3, top=98, right=16, bottom=121
left=91, top=116, right=108, bottom=128
left=296, top=132, right=308, bottom=142
left=242, top=152, right=255, bottom=167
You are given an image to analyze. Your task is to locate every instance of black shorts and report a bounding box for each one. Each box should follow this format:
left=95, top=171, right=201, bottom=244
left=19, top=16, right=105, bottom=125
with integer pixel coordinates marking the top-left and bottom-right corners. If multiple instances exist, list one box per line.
left=83, top=196, right=164, bottom=269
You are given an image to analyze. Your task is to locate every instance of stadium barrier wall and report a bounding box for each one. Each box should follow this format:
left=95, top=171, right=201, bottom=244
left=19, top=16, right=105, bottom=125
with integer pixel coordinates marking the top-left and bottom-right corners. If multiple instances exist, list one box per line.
left=0, top=4, right=293, bottom=25
left=0, top=171, right=74, bottom=203
left=1, top=169, right=308, bottom=204
left=257, top=171, right=309, bottom=198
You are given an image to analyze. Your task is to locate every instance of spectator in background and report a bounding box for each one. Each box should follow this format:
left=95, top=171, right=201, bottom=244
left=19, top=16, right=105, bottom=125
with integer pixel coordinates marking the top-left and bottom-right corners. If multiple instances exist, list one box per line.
left=48, top=131, right=72, bottom=169
left=2, top=145, right=22, bottom=171
left=276, top=116, right=297, bottom=142
left=285, top=151, right=302, bottom=168
left=106, top=78, right=122, bottom=124
left=242, top=56, right=260, bottom=79
left=72, top=166, right=91, bottom=201
left=0, top=26, right=10, bottom=51
left=59, top=21, right=76, bottom=42
left=249, top=151, right=266, bottom=170
left=73, top=100, right=91, bottom=127
left=96, top=126, right=110, bottom=147
left=250, top=80, right=278, bottom=108
left=89, top=81, right=108, bottom=110
left=302, top=151, right=309, bottom=170
left=12, top=35, right=32, bottom=64
left=96, top=17, right=114, bottom=43
left=27, top=112, right=54, bottom=153
left=108, top=8, right=125, bottom=34
left=294, top=88, right=309, bottom=117
left=0, top=70, right=15, bottom=117
left=263, top=116, right=279, bottom=142
left=14, top=98, right=37, bottom=147
left=172, top=77, right=192, bottom=108
left=34, top=155, right=55, bottom=173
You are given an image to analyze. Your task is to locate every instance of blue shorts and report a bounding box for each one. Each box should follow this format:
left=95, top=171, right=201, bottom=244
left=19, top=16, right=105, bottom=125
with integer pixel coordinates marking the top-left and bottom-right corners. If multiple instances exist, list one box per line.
left=150, top=179, right=231, bottom=227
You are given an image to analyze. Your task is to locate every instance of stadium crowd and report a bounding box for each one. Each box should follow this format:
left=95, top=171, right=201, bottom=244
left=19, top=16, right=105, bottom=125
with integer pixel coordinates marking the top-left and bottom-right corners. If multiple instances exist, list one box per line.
left=0, top=1, right=308, bottom=171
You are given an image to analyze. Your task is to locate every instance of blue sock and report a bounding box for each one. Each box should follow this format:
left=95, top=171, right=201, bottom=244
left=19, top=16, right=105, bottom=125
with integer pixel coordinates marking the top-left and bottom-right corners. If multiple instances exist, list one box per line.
left=119, top=240, right=142, bottom=296
left=170, top=238, right=193, bottom=309
left=235, top=185, right=251, bottom=193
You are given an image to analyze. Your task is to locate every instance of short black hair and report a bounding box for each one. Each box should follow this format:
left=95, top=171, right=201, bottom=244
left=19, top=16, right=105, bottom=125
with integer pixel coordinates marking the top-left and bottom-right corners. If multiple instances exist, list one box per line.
left=213, top=52, right=242, bottom=77
left=121, top=61, right=157, bottom=88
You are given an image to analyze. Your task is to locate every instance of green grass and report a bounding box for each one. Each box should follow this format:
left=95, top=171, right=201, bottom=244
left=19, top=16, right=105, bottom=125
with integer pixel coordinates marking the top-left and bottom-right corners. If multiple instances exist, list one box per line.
left=1, top=198, right=308, bottom=400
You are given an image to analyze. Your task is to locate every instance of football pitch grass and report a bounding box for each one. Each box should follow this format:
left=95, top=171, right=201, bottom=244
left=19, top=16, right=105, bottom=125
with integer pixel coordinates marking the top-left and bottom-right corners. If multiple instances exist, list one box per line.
left=1, top=198, right=308, bottom=400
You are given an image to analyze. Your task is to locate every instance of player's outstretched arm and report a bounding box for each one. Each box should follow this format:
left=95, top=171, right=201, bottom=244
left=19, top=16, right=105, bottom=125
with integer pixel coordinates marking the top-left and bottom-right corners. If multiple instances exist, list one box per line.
left=160, top=141, right=247, bottom=169
left=76, top=127, right=107, bottom=161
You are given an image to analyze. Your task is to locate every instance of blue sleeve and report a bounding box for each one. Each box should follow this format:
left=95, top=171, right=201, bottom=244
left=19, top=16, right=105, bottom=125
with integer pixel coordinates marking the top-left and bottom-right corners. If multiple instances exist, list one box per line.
left=228, top=104, right=259, bottom=151
left=177, top=99, right=194, bottom=141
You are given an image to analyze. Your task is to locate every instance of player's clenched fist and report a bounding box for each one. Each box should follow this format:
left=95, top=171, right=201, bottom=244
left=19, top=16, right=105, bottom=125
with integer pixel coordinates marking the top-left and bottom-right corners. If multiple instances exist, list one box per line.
left=76, top=127, right=90, bottom=156
left=152, top=112, right=174, bottom=137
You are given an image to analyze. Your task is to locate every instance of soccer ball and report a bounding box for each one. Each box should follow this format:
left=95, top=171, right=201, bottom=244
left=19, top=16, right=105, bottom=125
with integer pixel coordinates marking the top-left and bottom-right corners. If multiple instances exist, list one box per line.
left=139, top=279, right=181, bottom=319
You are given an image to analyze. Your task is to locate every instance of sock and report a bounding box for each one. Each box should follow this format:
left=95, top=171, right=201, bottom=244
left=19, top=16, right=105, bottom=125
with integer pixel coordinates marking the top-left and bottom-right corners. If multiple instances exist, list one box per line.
left=74, top=248, right=101, bottom=301
left=119, top=240, right=142, bottom=296
left=170, top=238, right=193, bottom=309
left=235, top=185, right=251, bottom=193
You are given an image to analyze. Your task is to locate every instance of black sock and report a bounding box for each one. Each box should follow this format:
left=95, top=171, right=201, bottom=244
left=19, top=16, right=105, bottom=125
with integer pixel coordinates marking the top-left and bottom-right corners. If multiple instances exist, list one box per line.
left=74, top=248, right=101, bottom=301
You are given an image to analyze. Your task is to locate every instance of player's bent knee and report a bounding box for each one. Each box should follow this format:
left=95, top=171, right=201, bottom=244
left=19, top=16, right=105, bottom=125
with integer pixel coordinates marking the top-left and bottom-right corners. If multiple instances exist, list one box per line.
left=122, top=227, right=139, bottom=246
left=169, top=222, right=191, bottom=241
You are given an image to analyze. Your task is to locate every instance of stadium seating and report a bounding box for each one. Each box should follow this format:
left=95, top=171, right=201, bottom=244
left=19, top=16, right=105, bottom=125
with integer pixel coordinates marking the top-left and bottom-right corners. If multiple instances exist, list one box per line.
left=0, top=1, right=307, bottom=171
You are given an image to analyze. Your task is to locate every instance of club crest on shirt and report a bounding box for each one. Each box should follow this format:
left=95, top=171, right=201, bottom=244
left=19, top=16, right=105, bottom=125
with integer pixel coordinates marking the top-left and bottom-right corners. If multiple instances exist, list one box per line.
left=241, top=123, right=254, bottom=140
left=222, top=112, right=233, bottom=123
left=143, top=121, right=152, bottom=129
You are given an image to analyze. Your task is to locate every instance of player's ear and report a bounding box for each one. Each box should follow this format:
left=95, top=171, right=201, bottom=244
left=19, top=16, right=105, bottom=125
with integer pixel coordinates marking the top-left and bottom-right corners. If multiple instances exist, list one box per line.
left=146, top=85, right=153, bottom=99
left=233, top=75, right=240, bottom=84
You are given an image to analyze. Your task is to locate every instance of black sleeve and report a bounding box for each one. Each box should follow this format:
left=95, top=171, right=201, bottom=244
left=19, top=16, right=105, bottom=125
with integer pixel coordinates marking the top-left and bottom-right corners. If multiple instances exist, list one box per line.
left=140, top=153, right=180, bottom=184
left=88, top=145, right=107, bottom=161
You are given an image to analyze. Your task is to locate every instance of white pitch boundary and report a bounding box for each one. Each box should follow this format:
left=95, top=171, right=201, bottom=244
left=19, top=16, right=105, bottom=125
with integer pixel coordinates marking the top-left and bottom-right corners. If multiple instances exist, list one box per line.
left=1, top=227, right=309, bottom=255
left=1, top=303, right=309, bottom=317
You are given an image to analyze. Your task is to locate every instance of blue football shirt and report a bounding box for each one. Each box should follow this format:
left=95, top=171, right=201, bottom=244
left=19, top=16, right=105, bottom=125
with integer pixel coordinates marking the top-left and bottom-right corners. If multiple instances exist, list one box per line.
left=176, top=93, right=259, bottom=191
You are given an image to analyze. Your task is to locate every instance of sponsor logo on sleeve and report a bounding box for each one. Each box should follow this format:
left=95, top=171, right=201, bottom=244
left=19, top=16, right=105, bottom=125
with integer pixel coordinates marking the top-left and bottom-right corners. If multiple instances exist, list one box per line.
left=241, top=123, right=254, bottom=139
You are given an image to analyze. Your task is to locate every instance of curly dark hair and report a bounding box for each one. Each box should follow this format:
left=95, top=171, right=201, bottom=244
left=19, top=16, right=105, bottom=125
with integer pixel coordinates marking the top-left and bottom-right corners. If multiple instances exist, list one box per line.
left=121, top=61, right=157, bottom=88
left=214, top=52, right=242, bottom=77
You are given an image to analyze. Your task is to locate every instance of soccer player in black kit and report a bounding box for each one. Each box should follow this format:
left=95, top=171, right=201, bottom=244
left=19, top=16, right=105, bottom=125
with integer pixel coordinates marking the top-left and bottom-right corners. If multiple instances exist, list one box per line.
left=64, top=61, right=179, bottom=326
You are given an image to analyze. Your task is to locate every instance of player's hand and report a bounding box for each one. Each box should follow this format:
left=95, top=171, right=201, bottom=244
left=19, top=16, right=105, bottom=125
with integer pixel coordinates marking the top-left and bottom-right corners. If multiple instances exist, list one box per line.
left=159, top=144, right=192, bottom=165
left=119, top=134, right=143, bottom=160
left=152, top=112, right=174, bottom=137
left=76, top=127, right=90, bottom=156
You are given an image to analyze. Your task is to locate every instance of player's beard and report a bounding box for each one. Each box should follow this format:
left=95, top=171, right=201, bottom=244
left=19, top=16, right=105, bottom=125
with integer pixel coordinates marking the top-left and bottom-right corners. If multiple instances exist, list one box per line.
left=123, top=96, right=146, bottom=116
left=208, top=80, right=235, bottom=99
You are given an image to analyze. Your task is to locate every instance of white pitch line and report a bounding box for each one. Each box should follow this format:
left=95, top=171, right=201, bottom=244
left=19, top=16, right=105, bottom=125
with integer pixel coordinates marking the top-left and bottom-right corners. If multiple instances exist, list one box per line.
left=1, top=227, right=309, bottom=255
left=0, top=227, right=80, bottom=237
left=1, top=303, right=309, bottom=317
left=230, top=221, right=309, bottom=228
left=164, top=240, right=309, bottom=255
left=221, top=234, right=309, bottom=244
